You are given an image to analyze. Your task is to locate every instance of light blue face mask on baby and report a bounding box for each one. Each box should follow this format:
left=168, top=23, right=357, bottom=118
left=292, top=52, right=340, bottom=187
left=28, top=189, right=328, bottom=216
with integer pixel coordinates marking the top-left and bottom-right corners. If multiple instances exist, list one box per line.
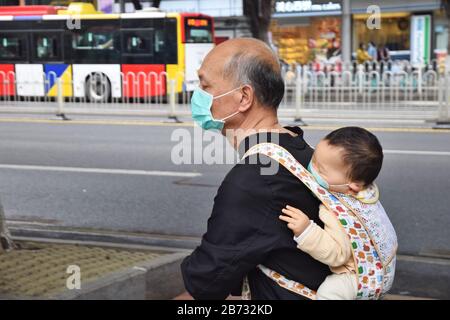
left=308, top=160, right=350, bottom=190
left=191, top=87, right=241, bottom=131
left=307, top=161, right=330, bottom=189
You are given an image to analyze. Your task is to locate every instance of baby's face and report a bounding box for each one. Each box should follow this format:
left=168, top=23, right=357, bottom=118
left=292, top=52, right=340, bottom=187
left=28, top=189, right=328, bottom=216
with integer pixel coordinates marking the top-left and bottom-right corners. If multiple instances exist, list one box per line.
left=310, top=140, right=353, bottom=193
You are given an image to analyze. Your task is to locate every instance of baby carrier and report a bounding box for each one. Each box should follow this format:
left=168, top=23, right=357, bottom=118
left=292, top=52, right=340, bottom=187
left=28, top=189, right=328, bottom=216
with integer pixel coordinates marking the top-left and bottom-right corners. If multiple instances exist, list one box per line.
left=241, top=143, right=398, bottom=300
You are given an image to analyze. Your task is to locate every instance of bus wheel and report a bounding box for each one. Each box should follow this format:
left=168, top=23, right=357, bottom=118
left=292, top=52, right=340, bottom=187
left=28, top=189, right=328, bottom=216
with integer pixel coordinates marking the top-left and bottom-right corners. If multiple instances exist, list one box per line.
left=86, top=73, right=111, bottom=103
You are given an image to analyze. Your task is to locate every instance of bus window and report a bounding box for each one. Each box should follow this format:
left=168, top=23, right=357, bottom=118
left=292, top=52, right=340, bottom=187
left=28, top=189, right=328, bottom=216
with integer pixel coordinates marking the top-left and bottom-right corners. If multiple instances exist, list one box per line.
left=156, top=18, right=177, bottom=64
left=73, top=28, right=115, bottom=51
left=123, top=31, right=153, bottom=55
left=184, top=17, right=213, bottom=43
left=154, top=29, right=164, bottom=53
left=33, top=33, right=60, bottom=61
left=120, top=18, right=177, bottom=65
left=70, top=21, right=120, bottom=64
left=0, top=34, right=26, bottom=61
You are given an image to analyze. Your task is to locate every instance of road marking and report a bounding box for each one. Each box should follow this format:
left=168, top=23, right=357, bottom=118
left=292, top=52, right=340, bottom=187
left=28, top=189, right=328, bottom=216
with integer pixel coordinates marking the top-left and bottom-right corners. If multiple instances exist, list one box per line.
left=397, top=254, right=450, bottom=266
left=0, top=118, right=193, bottom=127
left=7, top=220, right=57, bottom=227
left=0, top=117, right=450, bottom=133
left=384, top=150, right=450, bottom=156
left=0, top=164, right=201, bottom=178
left=303, top=126, right=450, bottom=134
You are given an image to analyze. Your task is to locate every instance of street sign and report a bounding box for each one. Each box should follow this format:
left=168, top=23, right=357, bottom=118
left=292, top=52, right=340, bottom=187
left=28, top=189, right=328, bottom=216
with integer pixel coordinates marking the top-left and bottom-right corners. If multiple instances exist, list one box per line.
left=410, top=14, right=431, bottom=67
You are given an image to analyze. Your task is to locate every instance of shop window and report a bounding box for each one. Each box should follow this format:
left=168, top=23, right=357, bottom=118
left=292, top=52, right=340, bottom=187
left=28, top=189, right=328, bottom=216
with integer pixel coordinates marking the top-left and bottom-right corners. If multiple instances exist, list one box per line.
left=270, top=17, right=341, bottom=65
left=353, top=13, right=411, bottom=53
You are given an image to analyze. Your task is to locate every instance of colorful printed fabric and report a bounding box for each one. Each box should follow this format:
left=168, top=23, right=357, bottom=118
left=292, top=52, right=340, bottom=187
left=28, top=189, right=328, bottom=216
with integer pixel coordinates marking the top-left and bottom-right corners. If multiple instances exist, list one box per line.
left=241, top=143, right=397, bottom=300
left=354, top=183, right=379, bottom=204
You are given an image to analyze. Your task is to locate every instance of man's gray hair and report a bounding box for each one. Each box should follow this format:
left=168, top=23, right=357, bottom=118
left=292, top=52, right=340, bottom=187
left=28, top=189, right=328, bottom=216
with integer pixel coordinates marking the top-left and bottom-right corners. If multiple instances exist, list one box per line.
left=223, top=49, right=285, bottom=110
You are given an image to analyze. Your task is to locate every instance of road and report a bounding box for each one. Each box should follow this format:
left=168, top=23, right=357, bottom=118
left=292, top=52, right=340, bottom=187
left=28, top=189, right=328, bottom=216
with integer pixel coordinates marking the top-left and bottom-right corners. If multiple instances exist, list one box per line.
left=0, top=117, right=449, bottom=298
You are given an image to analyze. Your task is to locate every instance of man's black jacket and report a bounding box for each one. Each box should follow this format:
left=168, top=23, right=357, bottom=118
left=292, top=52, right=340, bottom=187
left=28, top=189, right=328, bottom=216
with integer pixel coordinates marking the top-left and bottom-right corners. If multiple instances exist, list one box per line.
left=181, top=126, right=331, bottom=300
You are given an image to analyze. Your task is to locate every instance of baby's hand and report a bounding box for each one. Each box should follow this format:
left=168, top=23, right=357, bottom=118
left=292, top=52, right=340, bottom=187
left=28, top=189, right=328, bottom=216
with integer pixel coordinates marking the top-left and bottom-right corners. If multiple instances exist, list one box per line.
left=279, top=205, right=310, bottom=237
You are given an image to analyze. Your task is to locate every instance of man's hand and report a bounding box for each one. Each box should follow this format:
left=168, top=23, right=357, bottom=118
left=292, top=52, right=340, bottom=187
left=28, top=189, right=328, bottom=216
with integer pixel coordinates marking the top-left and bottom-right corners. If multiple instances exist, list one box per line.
left=279, top=205, right=311, bottom=237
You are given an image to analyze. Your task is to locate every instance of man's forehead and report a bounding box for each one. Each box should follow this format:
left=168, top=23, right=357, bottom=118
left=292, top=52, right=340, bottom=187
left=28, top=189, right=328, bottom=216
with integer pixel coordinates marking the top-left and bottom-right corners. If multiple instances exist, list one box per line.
left=198, top=59, right=224, bottom=82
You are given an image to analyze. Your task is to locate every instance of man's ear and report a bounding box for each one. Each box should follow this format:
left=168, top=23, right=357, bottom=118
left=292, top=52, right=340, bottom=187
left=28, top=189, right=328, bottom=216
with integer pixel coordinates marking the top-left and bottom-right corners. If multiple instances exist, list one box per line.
left=237, top=85, right=254, bottom=113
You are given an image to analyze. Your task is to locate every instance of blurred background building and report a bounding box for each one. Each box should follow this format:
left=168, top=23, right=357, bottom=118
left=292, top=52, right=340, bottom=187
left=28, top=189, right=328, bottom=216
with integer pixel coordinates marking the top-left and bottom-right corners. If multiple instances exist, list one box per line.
left=271, top=0, right=448, bottom=65
left=1, top=0, right=449, bottom=65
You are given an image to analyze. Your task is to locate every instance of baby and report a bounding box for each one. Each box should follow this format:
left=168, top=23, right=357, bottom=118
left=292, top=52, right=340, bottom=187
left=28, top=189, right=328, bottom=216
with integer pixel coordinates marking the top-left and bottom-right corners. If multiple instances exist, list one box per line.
left=279, top=126, right=387, bottom=300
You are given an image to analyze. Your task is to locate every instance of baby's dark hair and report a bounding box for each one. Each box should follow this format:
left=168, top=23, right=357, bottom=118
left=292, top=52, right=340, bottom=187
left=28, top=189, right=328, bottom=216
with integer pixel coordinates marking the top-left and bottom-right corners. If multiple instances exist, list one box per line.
left=324, top=127, right=383, bottom=186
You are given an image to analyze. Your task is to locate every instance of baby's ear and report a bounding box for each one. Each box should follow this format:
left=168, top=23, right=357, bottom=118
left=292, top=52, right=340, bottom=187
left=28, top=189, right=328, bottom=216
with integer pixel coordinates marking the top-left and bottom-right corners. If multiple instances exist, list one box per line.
left=349, top=182, right=364, bottom=194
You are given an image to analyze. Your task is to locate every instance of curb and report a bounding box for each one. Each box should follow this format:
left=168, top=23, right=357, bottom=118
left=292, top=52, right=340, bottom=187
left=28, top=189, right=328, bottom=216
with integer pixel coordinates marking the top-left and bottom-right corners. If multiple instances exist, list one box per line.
left=56, top=251, right=189, bottom=300
left=9, top=225, right=201, bottom=250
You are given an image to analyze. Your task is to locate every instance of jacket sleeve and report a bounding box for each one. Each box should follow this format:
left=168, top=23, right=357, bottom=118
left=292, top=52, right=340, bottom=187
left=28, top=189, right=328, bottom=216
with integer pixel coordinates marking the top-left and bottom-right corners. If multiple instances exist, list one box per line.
left=295, top=204, right=352, bottom=268
left=180, top=164, right=281, bottom=300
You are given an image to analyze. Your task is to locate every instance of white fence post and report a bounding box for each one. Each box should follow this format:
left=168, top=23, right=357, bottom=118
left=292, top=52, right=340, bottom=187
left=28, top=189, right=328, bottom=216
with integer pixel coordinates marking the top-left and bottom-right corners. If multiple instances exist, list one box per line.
left=417, top=68, right=423, bottom=100
left=56, top=78, right=69, bottom=120
left=436, top=72, right=450, bottom=126
left=432, top=72, right=450, bottom=128
left=447, top=72, right=450, bottom=121
left=294, top=66, right=305, bottom=124
left=357, top=65, right=364, bottom=95
left=167, top=78, right=181, bottom=123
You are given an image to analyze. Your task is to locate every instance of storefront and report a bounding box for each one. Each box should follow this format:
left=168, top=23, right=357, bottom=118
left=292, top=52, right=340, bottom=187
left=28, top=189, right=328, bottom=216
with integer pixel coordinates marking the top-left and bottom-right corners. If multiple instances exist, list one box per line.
left=270, top=0, right=343, bottom=65
left=352, top=12, right=412, bottom=60
left=351, top=0, right=445, bottom=64
left=271, top=0, right=448, bottom=65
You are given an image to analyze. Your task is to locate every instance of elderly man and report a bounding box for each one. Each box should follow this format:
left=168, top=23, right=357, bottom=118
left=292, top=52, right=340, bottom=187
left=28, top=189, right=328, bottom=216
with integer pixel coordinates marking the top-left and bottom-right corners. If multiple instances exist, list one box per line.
left=181, top=38, right=330, bottom=300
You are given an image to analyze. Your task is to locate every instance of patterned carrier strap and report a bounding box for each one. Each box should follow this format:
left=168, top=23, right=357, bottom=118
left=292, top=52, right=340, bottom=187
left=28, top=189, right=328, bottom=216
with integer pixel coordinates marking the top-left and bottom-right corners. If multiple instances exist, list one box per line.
left=241, top=266, right=317, bottom=300
left=242, top=143, right=385, bottom=300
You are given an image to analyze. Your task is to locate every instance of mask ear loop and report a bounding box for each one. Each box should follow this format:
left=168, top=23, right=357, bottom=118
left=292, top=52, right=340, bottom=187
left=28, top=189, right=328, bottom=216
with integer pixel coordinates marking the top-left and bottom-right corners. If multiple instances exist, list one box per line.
left=329, top=183, right=350, bottom=188
left=220, top=110, right=240, bottom=122
left=213, top=86, right=244, bottom=100
left=212, top=86, right=246, bottom=122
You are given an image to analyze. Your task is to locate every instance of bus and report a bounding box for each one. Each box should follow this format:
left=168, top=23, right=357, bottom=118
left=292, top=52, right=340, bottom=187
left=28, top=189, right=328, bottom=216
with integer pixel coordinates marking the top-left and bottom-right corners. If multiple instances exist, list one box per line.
left=0, top=2, right=215, bottom=102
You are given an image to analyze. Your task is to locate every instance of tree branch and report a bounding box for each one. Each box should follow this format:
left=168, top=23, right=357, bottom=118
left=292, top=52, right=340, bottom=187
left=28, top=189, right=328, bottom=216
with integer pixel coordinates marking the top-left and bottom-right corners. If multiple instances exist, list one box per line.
left=244, top=0, right=273, bottom=43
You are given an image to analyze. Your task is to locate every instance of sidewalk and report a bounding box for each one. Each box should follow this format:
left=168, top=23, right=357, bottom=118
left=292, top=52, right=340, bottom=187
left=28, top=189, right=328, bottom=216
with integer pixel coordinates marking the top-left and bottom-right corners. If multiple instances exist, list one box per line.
left=0, top=238, right=189, bottom=300
left=0, top=112, right=446, bottom=130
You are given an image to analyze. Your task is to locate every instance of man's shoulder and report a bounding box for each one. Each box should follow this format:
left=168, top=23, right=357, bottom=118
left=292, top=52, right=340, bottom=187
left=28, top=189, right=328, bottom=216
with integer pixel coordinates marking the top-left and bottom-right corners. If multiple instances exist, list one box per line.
left=210, top=156, right=275, bottom=222
left=222, top=154, right=273, bottom=190
left=224, top=141, right=314, bottom=187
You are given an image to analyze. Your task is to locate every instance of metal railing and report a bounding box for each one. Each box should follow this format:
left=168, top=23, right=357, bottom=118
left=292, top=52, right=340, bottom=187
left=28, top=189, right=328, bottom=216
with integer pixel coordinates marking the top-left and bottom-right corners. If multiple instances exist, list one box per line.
left=0, top=70, right=192, bottom=118
left=1, top=61, right=449, bottom=124
left=280, top=60, right=449, bottom=122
